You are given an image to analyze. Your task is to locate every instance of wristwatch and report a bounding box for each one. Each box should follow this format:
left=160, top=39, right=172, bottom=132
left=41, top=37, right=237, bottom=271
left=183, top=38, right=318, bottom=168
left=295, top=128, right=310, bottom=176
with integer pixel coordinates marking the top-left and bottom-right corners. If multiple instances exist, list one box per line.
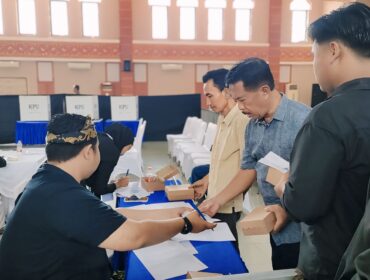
left=181, top=217, right=193, bottom=234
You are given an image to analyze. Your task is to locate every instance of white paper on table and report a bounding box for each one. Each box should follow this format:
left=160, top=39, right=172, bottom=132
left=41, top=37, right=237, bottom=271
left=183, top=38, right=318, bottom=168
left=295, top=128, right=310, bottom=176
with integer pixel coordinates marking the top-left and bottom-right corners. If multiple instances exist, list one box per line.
left=180, top=241, right=198, bottom=255
left=134, top=240, right=207, bottom=280
left=130, top=201, right=193, bottom=210
left=114, top=181, right=152, bottom=198
left=172, top=222, right=236, bottom=242
left=204, top=214, right=221, bottom=223
left=258, top=151, right=289, bottom=173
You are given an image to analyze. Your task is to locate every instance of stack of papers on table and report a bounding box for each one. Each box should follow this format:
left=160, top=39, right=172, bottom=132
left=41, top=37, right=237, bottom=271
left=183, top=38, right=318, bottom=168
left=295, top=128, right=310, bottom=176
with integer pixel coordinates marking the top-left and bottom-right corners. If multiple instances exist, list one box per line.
left=114, top=181, right=152, bottom=198
left=172, top=222, right=235, bottom=242
left=134, top=240, right=206, bottom=280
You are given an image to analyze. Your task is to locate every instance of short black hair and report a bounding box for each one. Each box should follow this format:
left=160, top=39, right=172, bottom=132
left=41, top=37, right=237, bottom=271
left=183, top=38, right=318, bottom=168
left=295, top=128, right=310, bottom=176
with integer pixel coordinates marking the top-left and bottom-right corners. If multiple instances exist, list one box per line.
left=73, top=84, right=80, bottom=91
left=202, top=68, right=229, bottom=91
left=225, top=57, right=275, bottom=91
left=308, top=2, right=370, bottom=58
left=46, top=114, right=97, bottom=162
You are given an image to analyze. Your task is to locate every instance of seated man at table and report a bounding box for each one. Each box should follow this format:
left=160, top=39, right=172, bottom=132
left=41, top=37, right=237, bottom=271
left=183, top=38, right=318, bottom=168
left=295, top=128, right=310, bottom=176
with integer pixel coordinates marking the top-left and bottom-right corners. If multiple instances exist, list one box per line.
left=0, top=113, right=215, bottom=280
left=85, top=123, right=134, bottom=197
left=191, top=69, right=249, bottom=243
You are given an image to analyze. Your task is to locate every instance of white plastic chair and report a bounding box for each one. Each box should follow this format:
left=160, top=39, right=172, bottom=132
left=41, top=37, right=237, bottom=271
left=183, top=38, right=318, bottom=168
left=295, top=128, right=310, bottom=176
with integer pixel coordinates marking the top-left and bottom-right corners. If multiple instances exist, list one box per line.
left=172, top=120, right=207, bottom=161
left=176, top=122, right=217, bottom=166
left=166, top=117, right=201, bottom=156
left=109, top=120, right=146, bottom=179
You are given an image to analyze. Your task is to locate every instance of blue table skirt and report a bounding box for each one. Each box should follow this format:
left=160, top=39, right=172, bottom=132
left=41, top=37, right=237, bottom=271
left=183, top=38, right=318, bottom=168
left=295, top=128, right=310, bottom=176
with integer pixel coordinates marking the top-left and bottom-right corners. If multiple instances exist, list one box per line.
left=104, top=120, right=139, bottom=137
left=15, top=119, right=105, bottom=145
left=113, top=181, right=248, bottom=280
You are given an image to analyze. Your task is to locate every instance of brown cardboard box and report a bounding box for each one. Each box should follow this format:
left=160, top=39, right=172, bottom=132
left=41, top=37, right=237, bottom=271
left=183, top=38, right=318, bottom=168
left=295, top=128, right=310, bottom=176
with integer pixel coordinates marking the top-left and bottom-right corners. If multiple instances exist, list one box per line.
left=165, top=185, right=194, bottom=201
left=239, top=206, right=277, bottom=235
left=142, top=165, right=179, bottom=191
left=266, top=166, right=288, bottom=186
left=186, top=271, right=222, bottom=279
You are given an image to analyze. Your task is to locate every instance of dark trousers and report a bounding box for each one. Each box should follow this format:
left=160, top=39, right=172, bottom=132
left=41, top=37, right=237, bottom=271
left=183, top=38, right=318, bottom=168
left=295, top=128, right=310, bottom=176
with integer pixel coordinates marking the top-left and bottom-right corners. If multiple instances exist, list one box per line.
left=214, top=211, right=241, bottom=251
left=270, top=235, right=300, bottom=270
left=189, top=164, right=210, bottom=183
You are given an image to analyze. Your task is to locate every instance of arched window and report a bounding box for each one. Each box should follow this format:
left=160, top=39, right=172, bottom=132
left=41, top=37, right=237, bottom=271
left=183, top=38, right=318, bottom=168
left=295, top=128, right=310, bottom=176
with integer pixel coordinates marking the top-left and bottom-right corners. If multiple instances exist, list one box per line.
left=290, top=0, right=311, bottom=43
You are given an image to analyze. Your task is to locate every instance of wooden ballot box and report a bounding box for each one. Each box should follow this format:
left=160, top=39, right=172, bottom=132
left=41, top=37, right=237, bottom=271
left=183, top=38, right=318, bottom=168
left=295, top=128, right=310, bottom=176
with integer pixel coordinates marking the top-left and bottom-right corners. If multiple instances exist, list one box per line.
left=186, top=271, right=222, bottom=279
left=266, top=166, right=288, bottom=186
left=142, top=165, right=179, bottom=191
left=239, top=206, right=276, bottom=235
left=165, top=185, right=194, bottom=201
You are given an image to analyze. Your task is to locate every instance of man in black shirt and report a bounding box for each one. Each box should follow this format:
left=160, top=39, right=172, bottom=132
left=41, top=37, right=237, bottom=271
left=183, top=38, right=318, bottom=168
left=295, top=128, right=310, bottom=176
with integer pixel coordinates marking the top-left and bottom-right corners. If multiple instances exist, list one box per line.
left=0, top=114, right=215, bottom=280
left=274, top=3, right=370, bottom=279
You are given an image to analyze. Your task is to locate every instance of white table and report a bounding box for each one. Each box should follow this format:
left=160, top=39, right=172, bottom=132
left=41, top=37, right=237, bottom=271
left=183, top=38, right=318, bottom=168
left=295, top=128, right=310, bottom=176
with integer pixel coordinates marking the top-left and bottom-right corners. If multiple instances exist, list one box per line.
left=0, top=148, right=46, bottom=227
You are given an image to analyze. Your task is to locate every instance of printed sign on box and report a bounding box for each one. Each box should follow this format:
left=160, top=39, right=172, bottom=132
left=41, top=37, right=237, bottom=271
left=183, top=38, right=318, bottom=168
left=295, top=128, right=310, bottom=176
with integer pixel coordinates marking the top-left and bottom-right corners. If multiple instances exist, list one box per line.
left=111, top=96, right=138, bottom=120
left=66, top=96, right=99, bottom=119
left=19, top=96, right=51, bottom=121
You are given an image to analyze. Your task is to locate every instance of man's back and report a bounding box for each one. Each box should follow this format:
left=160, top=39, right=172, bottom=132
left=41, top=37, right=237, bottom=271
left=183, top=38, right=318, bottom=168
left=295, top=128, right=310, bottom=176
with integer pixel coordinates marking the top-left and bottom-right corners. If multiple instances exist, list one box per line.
left=285, top=78, right=370, bottom=278
left=0, top=164, right=125, bottom=280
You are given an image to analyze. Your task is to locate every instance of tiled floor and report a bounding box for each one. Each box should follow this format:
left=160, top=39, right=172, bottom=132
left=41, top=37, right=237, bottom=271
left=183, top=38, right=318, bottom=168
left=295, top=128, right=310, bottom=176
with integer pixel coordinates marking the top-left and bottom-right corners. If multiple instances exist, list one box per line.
left=141, top=141, right=273, bottom=273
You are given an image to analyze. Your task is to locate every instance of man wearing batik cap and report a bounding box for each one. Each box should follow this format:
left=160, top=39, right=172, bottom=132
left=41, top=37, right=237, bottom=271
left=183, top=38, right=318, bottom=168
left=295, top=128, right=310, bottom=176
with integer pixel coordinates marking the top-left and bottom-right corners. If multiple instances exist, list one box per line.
left=0, top=113, right=215, bottom=280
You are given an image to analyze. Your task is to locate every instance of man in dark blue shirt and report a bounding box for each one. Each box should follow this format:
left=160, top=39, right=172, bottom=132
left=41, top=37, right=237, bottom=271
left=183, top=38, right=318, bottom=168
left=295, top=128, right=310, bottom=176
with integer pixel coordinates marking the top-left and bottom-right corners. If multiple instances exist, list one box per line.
left=275, top=3, right=370, bottom=279
left=0, top=114, right=214, bottom=280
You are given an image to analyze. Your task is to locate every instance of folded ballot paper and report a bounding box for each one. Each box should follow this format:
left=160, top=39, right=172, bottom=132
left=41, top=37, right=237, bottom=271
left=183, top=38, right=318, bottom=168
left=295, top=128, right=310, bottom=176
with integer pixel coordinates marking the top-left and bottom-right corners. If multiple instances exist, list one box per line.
left=134, top=240, right=207, bottom=280
left=258, top=151, right=289, bottom=186
left=114, top=181, right=152, bottom=199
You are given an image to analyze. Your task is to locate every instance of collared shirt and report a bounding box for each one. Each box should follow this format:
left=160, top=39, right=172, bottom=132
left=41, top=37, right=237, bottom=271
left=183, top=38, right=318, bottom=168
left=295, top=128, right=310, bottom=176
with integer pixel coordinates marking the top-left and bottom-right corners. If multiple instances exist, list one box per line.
left=241, top=95, right=311, bottom=246
left=0, top=163, right=125, bottom=279
left=283, top=78, right=370, bottom=279
left=208, top=104, right=249, bottom=214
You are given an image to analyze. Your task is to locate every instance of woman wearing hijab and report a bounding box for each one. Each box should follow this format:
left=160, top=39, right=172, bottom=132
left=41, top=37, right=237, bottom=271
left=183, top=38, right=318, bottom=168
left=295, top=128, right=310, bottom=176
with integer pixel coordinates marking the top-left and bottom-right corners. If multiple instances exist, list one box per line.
left=85, top=123, right=134, bottom=197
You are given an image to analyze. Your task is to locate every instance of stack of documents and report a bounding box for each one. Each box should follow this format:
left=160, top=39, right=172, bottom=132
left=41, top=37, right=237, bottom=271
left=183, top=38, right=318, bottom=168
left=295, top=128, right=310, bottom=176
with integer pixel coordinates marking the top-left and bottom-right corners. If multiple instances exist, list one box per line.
left=134, top=240, right=206, bottom=280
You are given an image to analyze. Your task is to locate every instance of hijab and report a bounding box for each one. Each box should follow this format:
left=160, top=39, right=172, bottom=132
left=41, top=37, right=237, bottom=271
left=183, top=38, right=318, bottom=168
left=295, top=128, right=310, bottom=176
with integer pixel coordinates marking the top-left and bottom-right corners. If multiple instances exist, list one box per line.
left=104, top=123, right=134, bottom=152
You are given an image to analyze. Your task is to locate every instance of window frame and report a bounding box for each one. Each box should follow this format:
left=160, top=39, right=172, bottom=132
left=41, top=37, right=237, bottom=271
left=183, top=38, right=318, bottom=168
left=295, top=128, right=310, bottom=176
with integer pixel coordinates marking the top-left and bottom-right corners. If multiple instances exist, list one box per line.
left=50, top=0, right=69, bottom=36
left=81, top=1, right=100, bottom=37
left=17, top=0, right=37, bottom=35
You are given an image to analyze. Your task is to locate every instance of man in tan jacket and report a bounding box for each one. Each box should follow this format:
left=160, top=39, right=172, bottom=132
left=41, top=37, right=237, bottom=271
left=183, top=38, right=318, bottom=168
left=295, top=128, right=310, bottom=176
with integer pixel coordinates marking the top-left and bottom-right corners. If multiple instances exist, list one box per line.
left=192, top=69, right=249, bottom=245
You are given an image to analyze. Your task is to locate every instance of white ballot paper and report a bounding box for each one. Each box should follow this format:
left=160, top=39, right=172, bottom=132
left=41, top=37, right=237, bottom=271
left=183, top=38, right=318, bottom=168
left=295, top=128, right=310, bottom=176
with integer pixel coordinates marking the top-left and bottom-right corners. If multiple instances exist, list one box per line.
left=180, top=241, right=198, bottom=255
left=172, top=222, right=236, bottom=242
left=134, top=240, right=207, bottom=280
left=114, top=181, right=152, bottom=198
left=258, top=151, right=289, bottom=172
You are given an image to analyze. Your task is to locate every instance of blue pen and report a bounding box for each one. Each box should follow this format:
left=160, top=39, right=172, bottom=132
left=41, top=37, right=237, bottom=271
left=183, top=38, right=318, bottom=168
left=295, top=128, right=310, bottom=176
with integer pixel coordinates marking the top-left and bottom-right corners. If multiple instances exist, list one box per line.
left=192, top=203, right=214, bottom=231
left=192, top=203, right=207, bottom=221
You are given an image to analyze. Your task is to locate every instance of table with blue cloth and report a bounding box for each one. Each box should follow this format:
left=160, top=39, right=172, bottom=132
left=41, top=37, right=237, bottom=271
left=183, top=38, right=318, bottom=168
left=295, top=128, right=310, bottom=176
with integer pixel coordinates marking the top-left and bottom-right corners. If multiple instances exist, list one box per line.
left=104, top=120, right=139, bottom=137
left=114, top=180, right=248, bottom=280
left=15, top=119, right=104, bottom=145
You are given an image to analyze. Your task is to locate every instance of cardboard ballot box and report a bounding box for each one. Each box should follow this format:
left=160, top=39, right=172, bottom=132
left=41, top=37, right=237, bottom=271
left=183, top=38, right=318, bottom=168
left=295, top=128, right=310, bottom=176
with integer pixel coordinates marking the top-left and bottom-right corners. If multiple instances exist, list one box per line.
left=165, top=185, right=194, bottom=201
left=66, top=96, right=99, bottom=119
left=266, top=166, right=288, bottom=186
left=19, top=96, right=51, bottom=121
left=186, top=271, right=222, bottom=279
left=142, top=165, right=179, bottom=191
left=239, top=206, right=277, bottom=236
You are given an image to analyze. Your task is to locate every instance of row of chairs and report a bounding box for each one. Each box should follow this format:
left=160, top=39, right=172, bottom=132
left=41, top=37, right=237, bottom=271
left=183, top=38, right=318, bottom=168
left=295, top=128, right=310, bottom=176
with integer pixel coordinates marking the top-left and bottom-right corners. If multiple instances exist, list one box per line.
left=167, top=117, right=218, bottom=180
